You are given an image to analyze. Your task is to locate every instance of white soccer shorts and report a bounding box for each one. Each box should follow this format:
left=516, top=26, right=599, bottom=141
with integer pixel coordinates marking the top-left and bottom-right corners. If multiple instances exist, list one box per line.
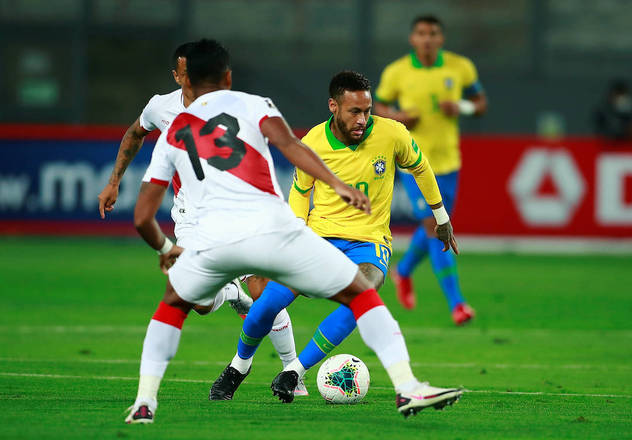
left=168, top=226, right=359, bottom=306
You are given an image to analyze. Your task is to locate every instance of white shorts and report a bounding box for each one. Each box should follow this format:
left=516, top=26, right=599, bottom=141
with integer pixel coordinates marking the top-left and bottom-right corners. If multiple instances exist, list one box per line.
left=168, top=226, right=359, bottom=306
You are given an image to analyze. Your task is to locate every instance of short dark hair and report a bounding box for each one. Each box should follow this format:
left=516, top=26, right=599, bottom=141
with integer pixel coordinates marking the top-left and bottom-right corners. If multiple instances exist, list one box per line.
left=411, top=14, right=444, bottom=31
left=186, top=39, right=231, bottom=86
left=329, top=71, right=371, bottom=101
left=172, top=42, right=195, bottom=71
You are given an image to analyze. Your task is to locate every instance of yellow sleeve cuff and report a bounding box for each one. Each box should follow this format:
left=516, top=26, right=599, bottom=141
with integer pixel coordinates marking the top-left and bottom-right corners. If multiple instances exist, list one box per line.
left=288, top=184, right=312, bottom=221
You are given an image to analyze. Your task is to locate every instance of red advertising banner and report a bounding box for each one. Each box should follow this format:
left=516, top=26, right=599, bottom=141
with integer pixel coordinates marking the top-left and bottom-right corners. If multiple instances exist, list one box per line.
left=453, top=136, right=632, bottom=237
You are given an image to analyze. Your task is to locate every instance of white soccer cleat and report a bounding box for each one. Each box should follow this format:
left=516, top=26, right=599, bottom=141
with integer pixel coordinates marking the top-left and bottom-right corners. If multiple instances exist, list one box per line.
left=396, top=382, right=463, bottom=418
left=228, top=279, right=253, bottom=317
left=293, top=377, right=309, bottom=397
left=124, top=400, right=156, bottom=424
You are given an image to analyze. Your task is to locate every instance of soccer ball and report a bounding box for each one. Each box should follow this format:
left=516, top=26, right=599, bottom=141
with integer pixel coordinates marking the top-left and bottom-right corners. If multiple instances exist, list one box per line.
left=316, top=354, right=370, bottom=404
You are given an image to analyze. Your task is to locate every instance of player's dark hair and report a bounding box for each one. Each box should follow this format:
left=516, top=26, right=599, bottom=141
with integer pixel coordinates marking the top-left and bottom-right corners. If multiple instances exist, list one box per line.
left=329, top=71, right=371, bottom=101
left=186, top=39, right=231, bottom=86
left=172, top=42, right=195, bottom=71
left=411, top=14, right=444, bottom=31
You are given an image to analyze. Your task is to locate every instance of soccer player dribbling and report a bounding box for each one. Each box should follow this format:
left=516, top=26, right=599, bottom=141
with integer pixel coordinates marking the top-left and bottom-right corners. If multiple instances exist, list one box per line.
left=126, top=39, right=462, bottom=423
left=374, top=15, right=488, bottom=325
left=209, top=70, right=464, bottom=415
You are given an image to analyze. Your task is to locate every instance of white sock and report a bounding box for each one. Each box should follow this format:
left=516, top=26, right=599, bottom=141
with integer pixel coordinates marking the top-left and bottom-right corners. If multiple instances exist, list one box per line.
left=355, top=305, right=416, bottom=391
left=283, top=358, right=306, bottom=379
left=268, top=309, right=297, bottom=367
left=135, top=376, right=160, bottom=410
left=230, top=352, right=253, bottom=374
left=137, top=319, right=182, bottom=404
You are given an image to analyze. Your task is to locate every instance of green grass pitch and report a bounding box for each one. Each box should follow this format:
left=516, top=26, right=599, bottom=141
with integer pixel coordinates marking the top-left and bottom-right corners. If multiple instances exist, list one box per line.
left=1, top=237, right=630, bottom=439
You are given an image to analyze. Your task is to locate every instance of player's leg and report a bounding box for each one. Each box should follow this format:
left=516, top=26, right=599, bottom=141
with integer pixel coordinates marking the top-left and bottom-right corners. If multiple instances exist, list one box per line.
left=425, top=172, right=474, bottom=325
left=126, top=248, right=235, bottom=423
left=267, top=229, right=462, bottom=414
left=393, top=171, right=431, bottom=309
left=210, top=280, right=298, bottom=400
left=126, top=280, right=193, bottom=424
left=291, top=241, right=388, bottom=375
left=245, top=276, right=298, bottom=373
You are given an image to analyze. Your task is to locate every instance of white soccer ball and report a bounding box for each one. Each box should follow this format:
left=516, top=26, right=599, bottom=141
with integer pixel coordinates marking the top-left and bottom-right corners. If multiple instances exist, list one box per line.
left=316, top=354, right=370, bottom=404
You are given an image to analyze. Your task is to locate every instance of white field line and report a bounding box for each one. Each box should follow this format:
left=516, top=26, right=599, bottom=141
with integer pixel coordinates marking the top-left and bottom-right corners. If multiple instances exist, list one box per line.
left=2, top=325, right=632, bottom=338
left=0, top=372, right=630, bottom=400
left=1, top=357, right=631, bottom=371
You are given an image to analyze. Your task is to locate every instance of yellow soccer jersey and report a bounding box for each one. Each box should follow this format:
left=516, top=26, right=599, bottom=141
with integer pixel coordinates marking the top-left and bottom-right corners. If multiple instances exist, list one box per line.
left=289, top=115, right=441, bottom=247
left=375, top=49, right=481, bottom=175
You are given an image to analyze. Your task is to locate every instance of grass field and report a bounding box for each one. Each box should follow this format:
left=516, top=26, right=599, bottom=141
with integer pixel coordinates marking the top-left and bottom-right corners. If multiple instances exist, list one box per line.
left=1, top=237, right=631, bottom=439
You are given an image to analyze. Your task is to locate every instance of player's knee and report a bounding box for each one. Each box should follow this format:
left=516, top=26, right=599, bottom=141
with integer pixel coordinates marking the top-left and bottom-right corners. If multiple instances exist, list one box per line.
left=332, top=271, right=373, bottom=305
left=162, top=280, right=193, bottom=314
left=245, top=276, right=269, bottom=301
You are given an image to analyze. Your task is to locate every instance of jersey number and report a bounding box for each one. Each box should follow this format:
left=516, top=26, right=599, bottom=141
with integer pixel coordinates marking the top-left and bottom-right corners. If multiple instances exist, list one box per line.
left=175, top=113, right=246, bottom=180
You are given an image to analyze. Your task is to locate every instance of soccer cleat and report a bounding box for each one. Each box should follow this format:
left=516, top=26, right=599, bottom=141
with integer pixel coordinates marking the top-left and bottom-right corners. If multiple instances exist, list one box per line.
left=396, top=382, right=463, bottom=418
left=271, top=370, right=299, bottom=403
left=228, top=279, right=253, bottom=317
left=391, top=268, right=416, bottom=310
left=124, top=402, right=154, bottom=424
left=209, top=364, right=250, bottom=400
left=293, top=377, right=309, bottom=397
left=452, top=303, right=475, bottom=326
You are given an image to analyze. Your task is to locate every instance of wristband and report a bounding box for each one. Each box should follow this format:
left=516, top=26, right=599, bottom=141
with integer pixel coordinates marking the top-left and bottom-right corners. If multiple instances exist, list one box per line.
left=157, top=237, right=174, bottom=255
left=457, top=100, right=476, bottom=115
left=432, top=205, right=450, bottom=225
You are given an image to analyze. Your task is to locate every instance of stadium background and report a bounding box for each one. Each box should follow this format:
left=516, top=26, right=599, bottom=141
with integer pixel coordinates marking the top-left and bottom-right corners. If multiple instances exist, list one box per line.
left=1, top=1, right=632, bottom=438
left=1, top=0, right=631, bottom=250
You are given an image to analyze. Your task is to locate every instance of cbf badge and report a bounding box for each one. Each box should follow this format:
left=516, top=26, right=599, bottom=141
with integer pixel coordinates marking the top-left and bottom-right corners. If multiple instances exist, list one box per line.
left=444, top=77, right=454, bottom=90
left=372, top=155, right=387, bottom=177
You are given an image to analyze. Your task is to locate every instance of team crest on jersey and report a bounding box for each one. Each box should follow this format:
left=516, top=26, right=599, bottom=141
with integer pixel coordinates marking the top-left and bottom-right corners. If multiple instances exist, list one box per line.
left=444, top=77, right=454, bottom=90
left=372, top=155, right=387, bottom=177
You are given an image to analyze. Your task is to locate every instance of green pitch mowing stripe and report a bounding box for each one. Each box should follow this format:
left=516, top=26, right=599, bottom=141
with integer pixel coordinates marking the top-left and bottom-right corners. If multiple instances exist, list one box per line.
left=1, top=237, right=631, bottom=439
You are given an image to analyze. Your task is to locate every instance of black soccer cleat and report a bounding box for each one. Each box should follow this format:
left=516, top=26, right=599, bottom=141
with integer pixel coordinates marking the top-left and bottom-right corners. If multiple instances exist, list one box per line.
left=271, top=370, right=299, bottom=403
left=209, top=364, right=250, bottom=400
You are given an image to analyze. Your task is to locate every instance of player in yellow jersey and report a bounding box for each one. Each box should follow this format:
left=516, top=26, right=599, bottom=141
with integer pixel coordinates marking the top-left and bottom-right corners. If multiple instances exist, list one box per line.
left=374, top=15, right=488, bottom=325
left=212, top=71, right=464, bottom=415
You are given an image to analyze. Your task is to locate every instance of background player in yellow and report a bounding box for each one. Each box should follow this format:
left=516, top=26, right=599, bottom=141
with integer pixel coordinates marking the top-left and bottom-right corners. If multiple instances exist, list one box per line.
left=211, top=71, right=461, bottom=409
left=374, top=14, right=487, bottom=325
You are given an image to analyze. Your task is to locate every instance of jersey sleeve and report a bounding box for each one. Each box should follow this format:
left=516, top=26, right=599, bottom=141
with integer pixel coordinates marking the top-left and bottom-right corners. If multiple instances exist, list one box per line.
left=252, top=96, right=285, bottom=130
left=460, top=57, right=483, bottom=98
left=139, top=95, right=160, bottom=132
left=395, top=125, right=442, bottom=205
left=142, top=132, right=175, bottom=186
left=375, top=63, right=399, bottom=104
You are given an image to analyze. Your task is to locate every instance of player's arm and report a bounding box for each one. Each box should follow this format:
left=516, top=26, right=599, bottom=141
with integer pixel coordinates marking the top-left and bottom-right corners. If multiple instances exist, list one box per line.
left=288, top=166, right=315, bottom=221
left=262, top=116, right=370, bottom=215
left=98, top=117, right=151, bottom=218
left=399, top=139, right=458, bottom=254
left=440, top=58, right=487, bottom=117
left=134, top=181, right=182, bottom=274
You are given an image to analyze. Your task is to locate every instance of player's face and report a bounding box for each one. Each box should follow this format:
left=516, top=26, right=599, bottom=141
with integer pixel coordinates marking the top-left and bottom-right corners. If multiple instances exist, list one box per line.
left=329, top=90, right=372, bottom=145
left=409, top=22, right=444, bottom=57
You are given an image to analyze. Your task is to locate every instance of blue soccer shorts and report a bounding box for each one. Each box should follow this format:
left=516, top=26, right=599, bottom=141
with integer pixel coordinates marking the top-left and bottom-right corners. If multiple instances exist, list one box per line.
left=325, top=238, right=392, bottom=277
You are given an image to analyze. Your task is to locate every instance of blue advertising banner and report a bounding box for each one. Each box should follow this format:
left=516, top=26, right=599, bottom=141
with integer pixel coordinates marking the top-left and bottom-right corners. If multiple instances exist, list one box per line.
left=0, top=137, right=415, bottom=231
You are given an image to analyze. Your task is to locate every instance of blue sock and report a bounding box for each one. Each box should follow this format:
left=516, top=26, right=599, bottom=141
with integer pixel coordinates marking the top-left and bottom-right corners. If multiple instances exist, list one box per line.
left=298, top=304, right=357, bottom=369
left=237, top=281, right=296, bottom=360
left=428, top=238, right=465, bottom=311
left=397, top=226, right=429, bottom=277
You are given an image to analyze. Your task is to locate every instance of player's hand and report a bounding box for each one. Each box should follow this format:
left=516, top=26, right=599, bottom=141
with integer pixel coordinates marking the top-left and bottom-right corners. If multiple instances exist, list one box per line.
left=439, top=101, right=460, bottom=117
left=394, top=111, right=420, bottom=129
left=435, top=221, right=459, bottom=255
left=159, top=244, right=184, bottom=275
left=334, top=183, right=371, bottom=215
left=98, top=183, right=119, bottom=219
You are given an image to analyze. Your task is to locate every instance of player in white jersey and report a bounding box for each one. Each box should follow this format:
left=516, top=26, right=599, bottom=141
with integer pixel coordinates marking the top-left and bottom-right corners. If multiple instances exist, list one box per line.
left=99, top=42, right=306, bottom=396
left=125, top=38, right=463, bottom=424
